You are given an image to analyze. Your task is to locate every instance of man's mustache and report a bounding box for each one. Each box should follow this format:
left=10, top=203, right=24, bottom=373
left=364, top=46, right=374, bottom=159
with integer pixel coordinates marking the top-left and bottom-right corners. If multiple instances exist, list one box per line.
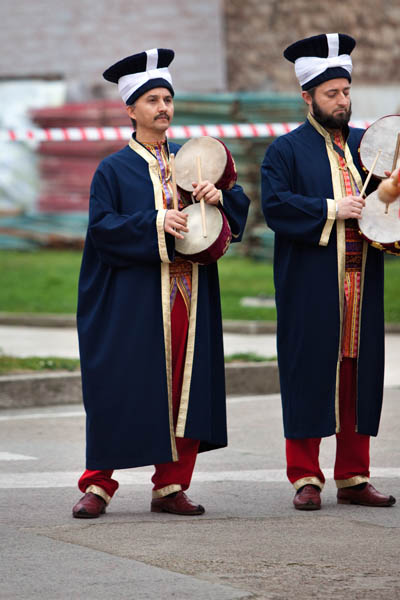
left=155, top=113, right=170, bottom=120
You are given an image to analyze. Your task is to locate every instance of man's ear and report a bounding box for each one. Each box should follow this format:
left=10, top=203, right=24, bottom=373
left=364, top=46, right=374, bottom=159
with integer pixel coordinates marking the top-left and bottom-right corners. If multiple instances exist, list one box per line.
left=126, top=104, right=135, bottom=120
left=301, top=90, right=312, bottom=109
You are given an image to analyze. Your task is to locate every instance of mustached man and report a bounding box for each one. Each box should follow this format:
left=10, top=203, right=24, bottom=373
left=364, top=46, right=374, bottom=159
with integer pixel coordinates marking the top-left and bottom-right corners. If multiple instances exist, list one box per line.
left=72, top=48, right=249, bottom=518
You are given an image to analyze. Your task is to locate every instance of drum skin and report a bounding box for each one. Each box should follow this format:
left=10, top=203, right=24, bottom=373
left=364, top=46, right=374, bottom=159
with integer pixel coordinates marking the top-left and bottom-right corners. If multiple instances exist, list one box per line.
left=175, top=136, right=237, bottom=192
left=175, top=203, right=232, bottom=264
left=358, top=190, right=400, bottom=256
left=359, top=115, right=400, bottom=179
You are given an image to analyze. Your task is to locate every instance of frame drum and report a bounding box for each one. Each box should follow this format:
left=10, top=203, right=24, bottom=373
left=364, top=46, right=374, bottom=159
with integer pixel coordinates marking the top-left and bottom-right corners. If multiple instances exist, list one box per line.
left=359, top=115, right=400, bottom=179
left=175, top=136, right=237, bottom=192
left=175, top=203, right=232, bottom=264
left=358, top=190, right=400, bottom=256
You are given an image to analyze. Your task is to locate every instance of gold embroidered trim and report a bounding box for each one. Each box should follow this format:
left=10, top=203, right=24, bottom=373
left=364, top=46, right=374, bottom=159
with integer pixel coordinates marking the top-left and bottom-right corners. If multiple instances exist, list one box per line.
left=129, top=136, right=157, bottom=163
left=129, top=136, right=177, bottom=461
left=335, top=475, right=369, bottom=488
left=152, top=484, right=182, bottom=498
left=161, top=260, right=178, bottom=462
left=130, top=137, right=171, bottom=263
left=156, top=209, right=171, bottom=263
left=175, top=263, right=199, bottom=437
left=307, top=112, right=347, bottom=433
left=319, top=198, right=336, bottom=246
left=331, top=207, right=344, bottom=425
left=129, top=137, right=171, bottom=263
left=335, top=216, right=346, bottom=434
left=293, top=476, right=324, bottom=491
left=85, top=484, right=111, bottom=504
left=372, top=241, right=384, bottom=251
left=307, top=112, right=329, bottom=140
left=342, top=142, right=368, bottom=433
left=343, top=136, right=366, bottom=432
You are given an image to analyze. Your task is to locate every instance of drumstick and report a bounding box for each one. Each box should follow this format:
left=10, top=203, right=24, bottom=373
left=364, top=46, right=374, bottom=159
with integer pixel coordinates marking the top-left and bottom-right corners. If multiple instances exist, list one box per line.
left=170, top=153, right=179, bottom=211
left=391, top=133, right=400, bottom=172
left=196, top=155, right=207, bottom=238
left=360, top=149, right=382, bottom=198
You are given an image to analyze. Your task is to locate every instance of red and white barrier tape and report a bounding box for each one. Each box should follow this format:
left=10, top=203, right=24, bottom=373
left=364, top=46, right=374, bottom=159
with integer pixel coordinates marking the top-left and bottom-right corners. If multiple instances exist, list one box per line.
left=0, top=121, right=372, bottom=142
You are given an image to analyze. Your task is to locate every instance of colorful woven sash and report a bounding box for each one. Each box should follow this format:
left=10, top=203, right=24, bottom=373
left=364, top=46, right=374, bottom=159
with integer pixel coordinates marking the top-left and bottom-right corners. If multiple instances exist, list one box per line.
left=143, top=141, right=193, bottom=316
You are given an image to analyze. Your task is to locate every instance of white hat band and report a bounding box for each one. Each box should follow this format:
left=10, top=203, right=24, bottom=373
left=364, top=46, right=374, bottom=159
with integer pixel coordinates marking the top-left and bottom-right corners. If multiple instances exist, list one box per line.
left=294, top=54, right=353, bottom=87
left=118, top=67, right=173, bottom=103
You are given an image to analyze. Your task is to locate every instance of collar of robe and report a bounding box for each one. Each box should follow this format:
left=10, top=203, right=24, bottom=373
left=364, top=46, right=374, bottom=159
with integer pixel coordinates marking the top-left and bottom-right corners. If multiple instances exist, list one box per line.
left=130, top=133, right=170, bottom=160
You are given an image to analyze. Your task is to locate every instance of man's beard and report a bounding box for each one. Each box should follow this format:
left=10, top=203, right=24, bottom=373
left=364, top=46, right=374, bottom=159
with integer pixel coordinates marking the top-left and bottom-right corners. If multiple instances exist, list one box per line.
left=312, top=99, right=352, bottom=130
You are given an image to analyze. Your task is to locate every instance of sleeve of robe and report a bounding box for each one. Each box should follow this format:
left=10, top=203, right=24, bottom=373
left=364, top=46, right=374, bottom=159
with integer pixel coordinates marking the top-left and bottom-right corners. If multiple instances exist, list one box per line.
left=220, top=184, right=250, bottom=242
left=88, top=163, right=174, bottom=268
left=261, top=138, right=336, bottom=246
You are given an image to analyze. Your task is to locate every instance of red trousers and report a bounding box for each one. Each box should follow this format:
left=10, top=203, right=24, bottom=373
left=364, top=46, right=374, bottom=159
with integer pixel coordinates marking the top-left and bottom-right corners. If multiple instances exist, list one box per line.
left=78, top=290, right=200, bottom=502
left=286, top=357, right=370, bottom=490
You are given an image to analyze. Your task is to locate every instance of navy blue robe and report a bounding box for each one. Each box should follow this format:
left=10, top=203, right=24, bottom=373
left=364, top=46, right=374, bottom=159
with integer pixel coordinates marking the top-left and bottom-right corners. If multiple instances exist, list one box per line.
left=261, top=114, right=384, bottom=439
left=77, top=136, right=249, bottom=470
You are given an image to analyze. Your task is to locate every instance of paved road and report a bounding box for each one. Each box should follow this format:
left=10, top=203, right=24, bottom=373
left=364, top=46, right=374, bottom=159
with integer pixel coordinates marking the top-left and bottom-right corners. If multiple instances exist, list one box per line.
left=1, top=325, right=399, bottom=387
left=0, top=325, right=279, bottom=359
left=1, top=385, right=399, bottom=599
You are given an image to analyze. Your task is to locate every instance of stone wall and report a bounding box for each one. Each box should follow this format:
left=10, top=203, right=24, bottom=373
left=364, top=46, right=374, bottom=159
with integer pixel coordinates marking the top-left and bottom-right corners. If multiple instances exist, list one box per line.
left=2, top=0, right=399, bottom=99
left=224, top=0, right=400, bottom=92
left=0, top=0, right=226, bottom=99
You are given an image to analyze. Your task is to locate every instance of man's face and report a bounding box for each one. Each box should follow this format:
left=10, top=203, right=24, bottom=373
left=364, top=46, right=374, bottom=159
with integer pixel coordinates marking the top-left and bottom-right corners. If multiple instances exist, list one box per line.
left=302, top=78, right=352, bottom=130
left=126, top=87, right=174, bottom=137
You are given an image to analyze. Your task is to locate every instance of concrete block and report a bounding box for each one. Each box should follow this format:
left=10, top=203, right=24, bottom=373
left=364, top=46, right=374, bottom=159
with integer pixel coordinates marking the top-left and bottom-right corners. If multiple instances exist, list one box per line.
left=0, top=372, right=82, bottom=409
left=0, top=363, right=280, bottom=409
left=225, top=362, right=280, bottom=396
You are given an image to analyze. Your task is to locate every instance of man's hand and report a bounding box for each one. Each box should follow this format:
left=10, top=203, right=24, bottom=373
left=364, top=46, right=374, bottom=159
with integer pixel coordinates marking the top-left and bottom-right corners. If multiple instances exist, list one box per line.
left=379, top=168, right=400, bottom=205
left=336, top=195, right=366, bottom=220
left=192, top=180, right=222, bottom=205
left=164, top=209, right=189, bottom=240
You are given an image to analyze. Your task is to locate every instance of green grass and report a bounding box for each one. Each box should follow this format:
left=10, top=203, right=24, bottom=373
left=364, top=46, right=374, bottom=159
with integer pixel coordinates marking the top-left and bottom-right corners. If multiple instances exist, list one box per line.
left=218, top=255, right=276, bottom=320
left=0, top=353, right=276, bottom=375
left=0, top=250, right=399, bottom=322
left=0, top=250, right=81, bottom=313
left=0, top=355, right=80, bottom=375
left=225, top=353, right=276, bottom=363
left=384, top=258, right=400, bottom=323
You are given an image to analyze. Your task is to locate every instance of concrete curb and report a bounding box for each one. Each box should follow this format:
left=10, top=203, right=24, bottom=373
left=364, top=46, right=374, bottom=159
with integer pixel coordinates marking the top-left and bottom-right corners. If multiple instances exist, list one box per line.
left=1, top=312, right=400, bottom=334
left=223, top=320, right=277, bottom=334
left=0, top=312, right=76, bottom=328
left=0, top=372, right=83, bottom=409
left=0, top=363, right=280, bottom=409
left=225, top=362, right=280, bottom=396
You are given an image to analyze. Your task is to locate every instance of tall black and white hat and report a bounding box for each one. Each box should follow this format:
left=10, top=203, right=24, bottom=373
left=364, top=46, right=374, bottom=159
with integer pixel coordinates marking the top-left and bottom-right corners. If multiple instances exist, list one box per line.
left=284, top=33, right=356, bottom=90
left=103, top=48, right=175, bottom=105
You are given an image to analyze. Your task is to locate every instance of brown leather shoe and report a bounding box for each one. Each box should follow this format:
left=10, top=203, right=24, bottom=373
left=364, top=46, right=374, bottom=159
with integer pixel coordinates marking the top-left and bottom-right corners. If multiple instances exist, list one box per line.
left=337, top=483, right=396, bottom=507
left=72, top=492, right=107, bottom=518
left=293, top=485, right=321, bottom=511
left=151, top=491, right=205, bottom=515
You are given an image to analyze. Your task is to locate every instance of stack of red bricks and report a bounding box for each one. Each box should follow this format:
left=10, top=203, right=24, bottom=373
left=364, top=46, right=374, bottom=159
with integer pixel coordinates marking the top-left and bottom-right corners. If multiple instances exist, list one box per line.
left=31, top=101, right=128, bottom=212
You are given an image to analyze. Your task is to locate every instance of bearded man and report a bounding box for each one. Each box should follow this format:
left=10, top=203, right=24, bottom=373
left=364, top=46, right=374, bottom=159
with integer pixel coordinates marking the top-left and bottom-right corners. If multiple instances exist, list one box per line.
left=261, top=33, right=395, bottom=510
